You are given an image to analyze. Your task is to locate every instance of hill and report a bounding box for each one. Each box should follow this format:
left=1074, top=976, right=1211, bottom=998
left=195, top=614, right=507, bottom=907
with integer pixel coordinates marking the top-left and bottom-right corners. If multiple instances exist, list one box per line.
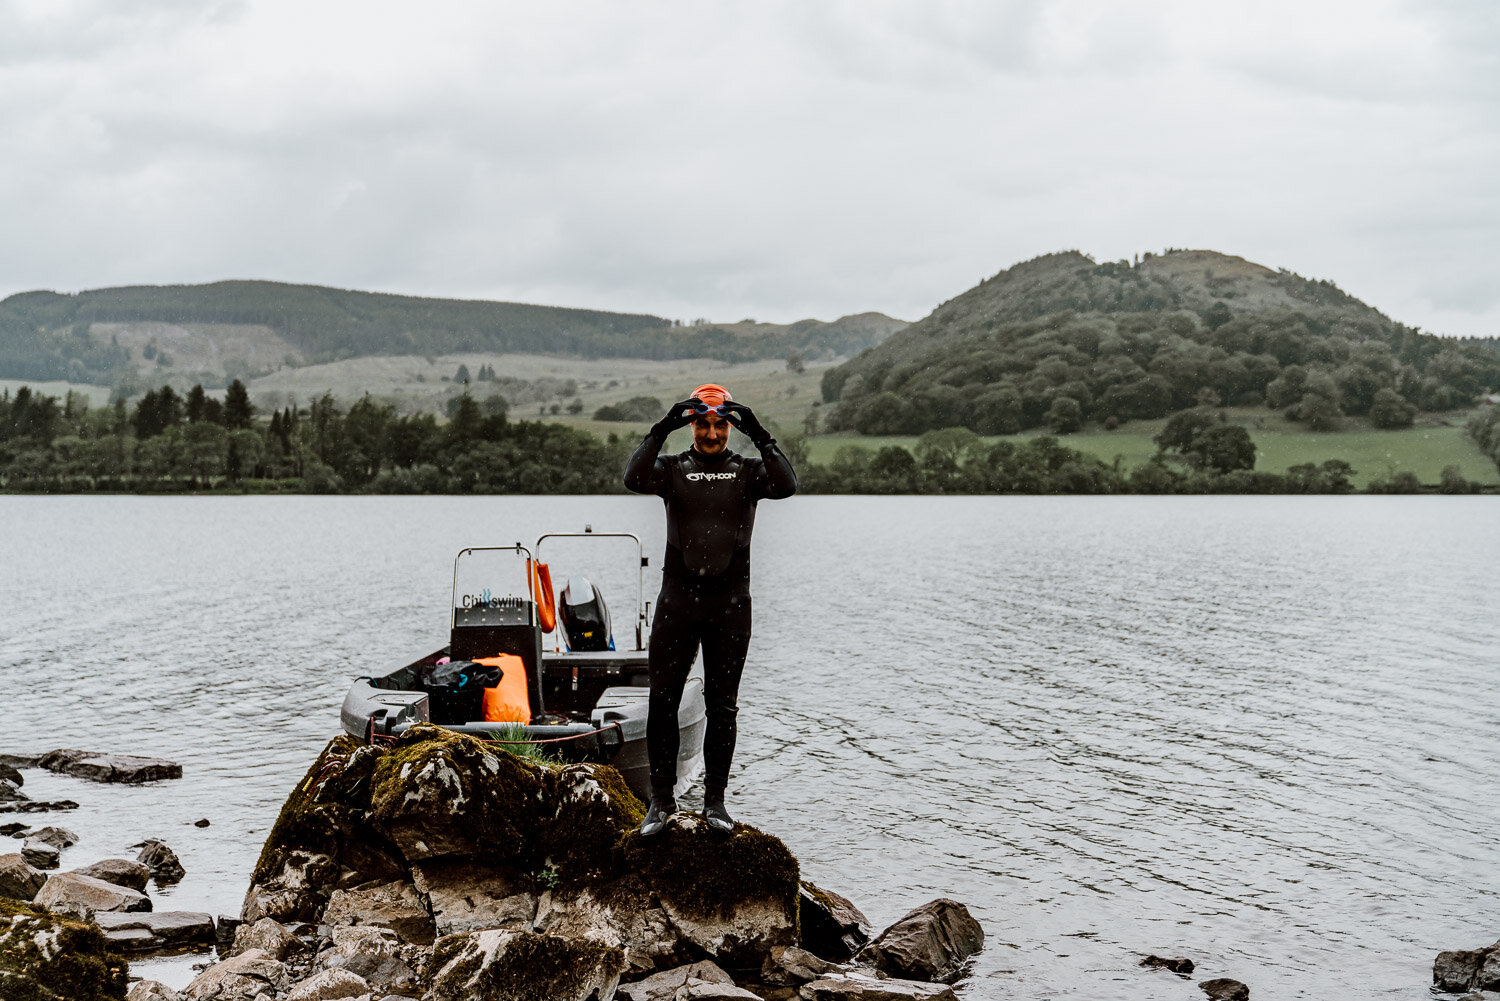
left=0, top=280, right=905, bottom=387
left=822, top=249, right=1500, bottom=435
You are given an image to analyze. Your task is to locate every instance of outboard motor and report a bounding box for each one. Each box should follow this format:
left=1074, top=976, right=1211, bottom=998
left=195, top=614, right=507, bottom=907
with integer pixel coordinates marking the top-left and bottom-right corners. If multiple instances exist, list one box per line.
left=559, top=576, right=613, bottom=652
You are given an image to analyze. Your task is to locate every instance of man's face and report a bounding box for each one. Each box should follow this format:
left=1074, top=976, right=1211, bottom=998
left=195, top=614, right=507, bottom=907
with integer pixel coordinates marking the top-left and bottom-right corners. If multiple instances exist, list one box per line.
left=693, top=414, right=729, bottom=454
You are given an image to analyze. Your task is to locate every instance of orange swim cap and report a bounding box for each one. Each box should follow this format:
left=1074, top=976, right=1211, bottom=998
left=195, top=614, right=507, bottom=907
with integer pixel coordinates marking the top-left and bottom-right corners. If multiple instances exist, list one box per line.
left=692, top=384, right=733, bottom=408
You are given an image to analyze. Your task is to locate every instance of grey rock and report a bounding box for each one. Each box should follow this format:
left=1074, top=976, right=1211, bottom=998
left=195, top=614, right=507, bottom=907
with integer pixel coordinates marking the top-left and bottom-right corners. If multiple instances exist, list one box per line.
left=0, top=852, right=47, bottom=900
left=857, top=899, right=984, bottom=984
left=617, top=960, right=736, bottom=1001
left=409, top=858, right=535, bottom=936
left=798, top=972, right=957, bottom=1000
left=285, top=967, right=370, bottom=1000
left=34, top=870, right=151, bottom=919
left=426, top=928, right=626, bottom=1001
left=1199, top=977, right=1250, bottom=1001
left=240, top=850, right=336, bottom=924
left=231, top=916, right=305, bottom=959
left=195, top=817, right=211, bottom=827
left=135, top=838, right=187, bottom=883
left=762, top=945, right=837, bottom=986
left=38, top=748, right=183, bottom=783
left=0, top=798, right=79, bottom=814
left=0, top=756, right=33, bottom=775
left=216, top=914, right=242, bottom=951
left=534, top=875, right=686, bottom=974
left=25, top=825, right=79, bottom=848
left=21, top=838, right=60, bottom=869
left=684, top=981, right=765, bottom=1000
left=1, top=822, right=26, bottom=835
left=322, top=880, right=434, bottom=945
left=96, top=911, right=216, bottom=951
left=74, top=857, right=152, bottom=892
left=1479, top=949, right=1500, bottom=992
left=800, top=881, right=873, bottom=961
left=127, top=979, right=185, bottom=1001
left=0, top=779, right=27, bottom=802
left=1141, top=954, right=1195, bottom=975
left=315, top=925, right=418, bottom=991
left=182, top=947, right=290, bottom=1001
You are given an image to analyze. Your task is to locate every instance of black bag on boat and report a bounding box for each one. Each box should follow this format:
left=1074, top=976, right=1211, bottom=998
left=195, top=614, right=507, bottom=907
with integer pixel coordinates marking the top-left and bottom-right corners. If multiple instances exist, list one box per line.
left=418, top=659, right=501, bottom=723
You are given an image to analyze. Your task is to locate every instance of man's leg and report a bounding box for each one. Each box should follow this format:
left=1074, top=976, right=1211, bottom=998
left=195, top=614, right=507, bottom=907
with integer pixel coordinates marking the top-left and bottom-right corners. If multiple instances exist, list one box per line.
left=700, top=594, right=751, bottom=831
left=644, top=590, right=702, bottom=820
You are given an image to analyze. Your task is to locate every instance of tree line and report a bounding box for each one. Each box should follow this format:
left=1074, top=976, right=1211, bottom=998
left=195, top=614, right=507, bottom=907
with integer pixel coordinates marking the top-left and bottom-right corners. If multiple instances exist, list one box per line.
left=4, top=384, right=1493, bottom=495
left=0, top=382, right=628, bottom=493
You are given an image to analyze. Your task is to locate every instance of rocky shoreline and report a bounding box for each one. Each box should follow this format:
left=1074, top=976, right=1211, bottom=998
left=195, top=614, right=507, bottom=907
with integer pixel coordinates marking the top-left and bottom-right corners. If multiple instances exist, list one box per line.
left=5, top=731, right=1486, bottom=999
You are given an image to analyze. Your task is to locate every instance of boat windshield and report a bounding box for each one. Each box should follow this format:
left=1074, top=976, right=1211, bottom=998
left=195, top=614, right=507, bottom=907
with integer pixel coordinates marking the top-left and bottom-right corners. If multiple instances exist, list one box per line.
left=452, top=545, right=532, bottom=614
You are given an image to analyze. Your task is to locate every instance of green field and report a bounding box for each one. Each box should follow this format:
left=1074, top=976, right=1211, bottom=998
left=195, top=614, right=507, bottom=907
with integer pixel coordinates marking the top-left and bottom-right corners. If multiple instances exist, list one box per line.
left=805, top=408, right=1499, bottom=488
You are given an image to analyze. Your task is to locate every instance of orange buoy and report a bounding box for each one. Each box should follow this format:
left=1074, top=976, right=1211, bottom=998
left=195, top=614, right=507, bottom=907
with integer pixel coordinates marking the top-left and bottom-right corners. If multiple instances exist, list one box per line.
left=475, top=654, right=531, bottom=723
left=531, top=560, right=557, bottom=633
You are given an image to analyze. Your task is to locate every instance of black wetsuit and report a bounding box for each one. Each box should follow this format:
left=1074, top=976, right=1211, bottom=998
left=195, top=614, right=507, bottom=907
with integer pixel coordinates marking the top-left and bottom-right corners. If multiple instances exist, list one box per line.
left=624, top=436, right=797, bottom=801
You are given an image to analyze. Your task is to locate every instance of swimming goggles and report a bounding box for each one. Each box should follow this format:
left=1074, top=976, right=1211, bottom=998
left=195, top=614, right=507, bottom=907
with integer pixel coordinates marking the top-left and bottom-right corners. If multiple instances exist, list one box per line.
left=692, top=402, right=731, bottom=416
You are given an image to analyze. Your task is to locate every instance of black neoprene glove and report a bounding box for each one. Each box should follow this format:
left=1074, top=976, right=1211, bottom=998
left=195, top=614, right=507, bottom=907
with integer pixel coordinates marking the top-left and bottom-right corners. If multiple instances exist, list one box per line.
left=650, top=398, right=701, bottom=442
left=724, top=402, right=773, bottom=447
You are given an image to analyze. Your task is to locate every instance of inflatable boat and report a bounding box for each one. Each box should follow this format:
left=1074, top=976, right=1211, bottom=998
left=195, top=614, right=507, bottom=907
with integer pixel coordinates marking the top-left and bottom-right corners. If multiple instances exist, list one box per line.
left=340, top=528, right=706, bottom=801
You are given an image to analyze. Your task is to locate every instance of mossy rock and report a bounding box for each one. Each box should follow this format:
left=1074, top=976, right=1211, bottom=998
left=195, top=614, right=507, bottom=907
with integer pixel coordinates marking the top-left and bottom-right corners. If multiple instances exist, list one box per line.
left=426, top=928, right=626, bottom=1001
left=0, top=898, right=128, bottom=1001
left=624, top=816, right=798, bottom=924
left=543, top=762, right=646, bottom=885
left=251, top=735, right=398, bottom=886
left=368, top=724, right=554, bottom=866
left=623, top=814, right=799, bottom=967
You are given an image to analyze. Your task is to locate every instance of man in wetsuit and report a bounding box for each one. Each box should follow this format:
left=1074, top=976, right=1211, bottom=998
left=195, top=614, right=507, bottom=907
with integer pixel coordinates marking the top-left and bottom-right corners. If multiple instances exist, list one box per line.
left=624, top=383, right=797, bottom=836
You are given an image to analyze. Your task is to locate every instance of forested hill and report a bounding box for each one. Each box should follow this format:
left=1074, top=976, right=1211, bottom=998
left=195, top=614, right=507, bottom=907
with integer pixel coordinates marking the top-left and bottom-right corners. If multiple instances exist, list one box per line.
left=0, top=280, right=905, bottom=383
left=823, top=249, right=1500, bottom=435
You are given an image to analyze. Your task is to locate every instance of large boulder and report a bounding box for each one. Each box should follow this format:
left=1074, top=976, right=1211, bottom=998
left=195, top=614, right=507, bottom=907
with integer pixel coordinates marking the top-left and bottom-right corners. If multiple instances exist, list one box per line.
left=37, top=750, right=182, bottom=784
left=0, top=852, right=47, bottom=901
left=425, top=928, right=627, bottom=1001
left=0, top=762, right=23, bottom=786
left=623, top=812, right=800, bottom=967
left=0, top=779, right=26, bottom=802
left=181, top=948, right=289, bottom=1001
left=0, top=898, right=129, bottom=1001
left=799, top=881, right=873, bottom=961
left=1199, top=978, right=1250, bottom=1001
left=73, top=859, right=152, bottom=893
left=857, top=899, right=983, bottom=983
left=34, top=871, right=151, bottom=919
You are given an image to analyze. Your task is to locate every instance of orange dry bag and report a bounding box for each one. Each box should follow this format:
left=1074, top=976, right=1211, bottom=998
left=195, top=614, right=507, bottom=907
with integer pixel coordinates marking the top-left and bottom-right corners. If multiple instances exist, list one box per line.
left=476, top=654, right=531, bottom=723
left=529, top=560, right=556, bottom=633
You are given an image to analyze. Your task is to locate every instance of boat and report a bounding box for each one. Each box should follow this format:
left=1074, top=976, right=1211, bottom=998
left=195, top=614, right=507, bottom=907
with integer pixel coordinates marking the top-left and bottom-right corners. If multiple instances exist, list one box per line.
left=340, top=527, right=705, bottom=801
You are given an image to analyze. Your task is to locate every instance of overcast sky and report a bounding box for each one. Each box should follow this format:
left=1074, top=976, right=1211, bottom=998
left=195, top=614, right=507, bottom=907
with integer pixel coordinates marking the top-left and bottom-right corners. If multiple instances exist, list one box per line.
left=3, top=0, right=1496, bottom=337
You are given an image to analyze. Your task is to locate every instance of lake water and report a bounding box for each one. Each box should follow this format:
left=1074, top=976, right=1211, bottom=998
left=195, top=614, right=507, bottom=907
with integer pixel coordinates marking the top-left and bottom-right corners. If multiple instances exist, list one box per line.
left=1, top=494, right=1497, bottom=999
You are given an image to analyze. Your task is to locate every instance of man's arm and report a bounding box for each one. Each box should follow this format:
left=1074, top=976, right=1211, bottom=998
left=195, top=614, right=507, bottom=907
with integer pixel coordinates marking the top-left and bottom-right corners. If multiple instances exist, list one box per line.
left=752, top=440, right=798, bottom=499
left=624, top=434, right=668, bottom=495
left=724, top=402, right=797, bottom=499
left=624, top=398, right=699, bottom=495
